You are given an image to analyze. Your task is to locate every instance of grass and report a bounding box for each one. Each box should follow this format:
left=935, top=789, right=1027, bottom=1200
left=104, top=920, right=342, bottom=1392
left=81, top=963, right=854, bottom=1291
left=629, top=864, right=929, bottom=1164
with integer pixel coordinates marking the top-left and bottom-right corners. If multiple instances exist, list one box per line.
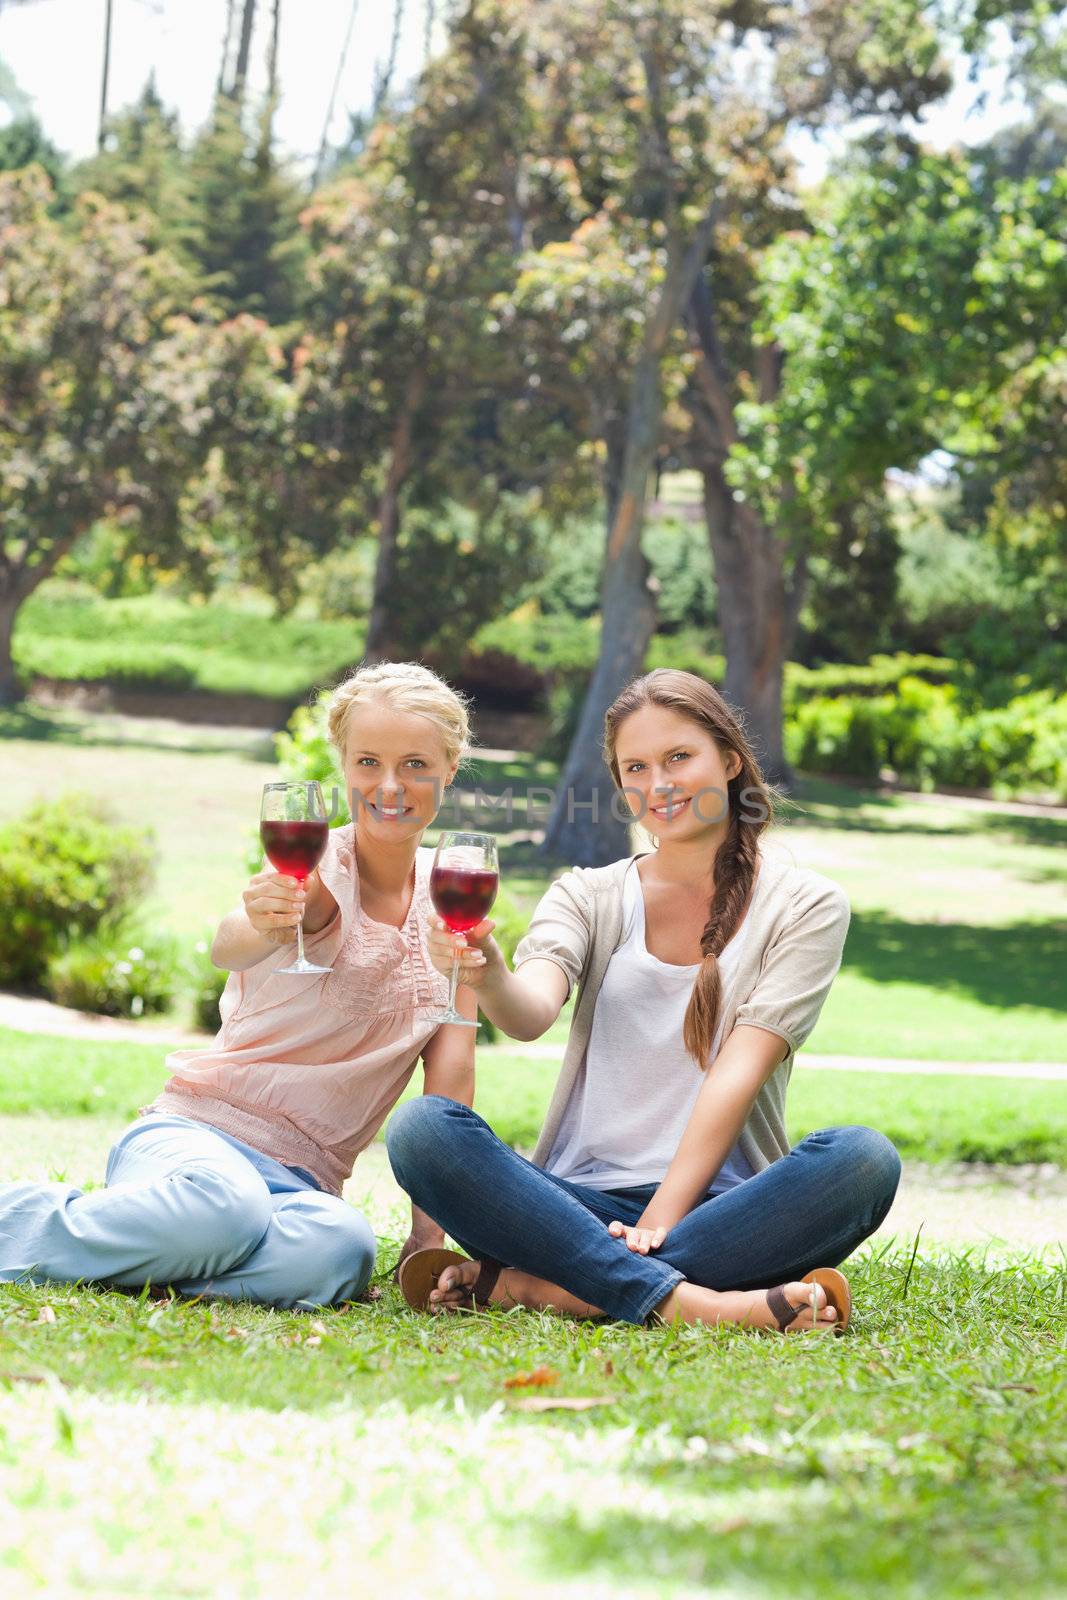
left=2, top=1027, right=1065, bottom=1166
left=0, top=1248, right=1063, bottom=1596
left=14, top=588, right=365, bottom=700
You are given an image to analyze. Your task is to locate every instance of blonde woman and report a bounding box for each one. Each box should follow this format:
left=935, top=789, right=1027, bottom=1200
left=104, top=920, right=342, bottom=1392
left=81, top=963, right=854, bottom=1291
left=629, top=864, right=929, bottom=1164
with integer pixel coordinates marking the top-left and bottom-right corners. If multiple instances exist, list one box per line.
left=389, top=669, right=900, bottom=1333
left=0, top=663, right=474, bottom=1310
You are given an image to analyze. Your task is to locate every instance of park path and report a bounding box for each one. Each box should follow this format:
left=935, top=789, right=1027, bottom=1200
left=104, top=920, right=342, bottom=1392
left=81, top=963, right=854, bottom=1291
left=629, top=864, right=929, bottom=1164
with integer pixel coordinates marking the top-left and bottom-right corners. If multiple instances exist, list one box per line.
left=2, top=989, right=1063, bottom=1080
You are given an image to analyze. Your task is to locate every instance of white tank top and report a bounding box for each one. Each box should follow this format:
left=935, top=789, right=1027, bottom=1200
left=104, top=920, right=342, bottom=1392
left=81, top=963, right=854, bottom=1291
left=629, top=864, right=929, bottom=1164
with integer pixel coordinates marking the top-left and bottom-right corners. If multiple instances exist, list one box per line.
left=545, top=859, right=757, bottom=1193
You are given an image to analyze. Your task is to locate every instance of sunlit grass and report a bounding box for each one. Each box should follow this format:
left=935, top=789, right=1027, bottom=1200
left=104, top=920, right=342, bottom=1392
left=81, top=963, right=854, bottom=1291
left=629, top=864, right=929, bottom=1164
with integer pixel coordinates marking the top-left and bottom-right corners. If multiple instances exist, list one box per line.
left=1, top=1249, right=1062, bottom=1597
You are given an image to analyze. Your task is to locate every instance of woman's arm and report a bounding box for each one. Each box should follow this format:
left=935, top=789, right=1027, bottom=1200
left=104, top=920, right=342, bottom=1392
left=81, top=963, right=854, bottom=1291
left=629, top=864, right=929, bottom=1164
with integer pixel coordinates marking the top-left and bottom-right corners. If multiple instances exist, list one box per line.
left=426, top=916, right=571, bottom=1041
left=615, top=1025, right=789, bottom=1248
left=616, top=879, right=851, bottom=1250
left=399, top=979, right=480, bottom=1256
left=211, top=866, right=337, bottom=972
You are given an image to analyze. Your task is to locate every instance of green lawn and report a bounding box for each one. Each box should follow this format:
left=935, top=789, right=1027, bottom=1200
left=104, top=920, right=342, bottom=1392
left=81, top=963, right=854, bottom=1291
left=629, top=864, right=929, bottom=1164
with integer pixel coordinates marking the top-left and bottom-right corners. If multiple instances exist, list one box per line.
left=14, top=588, right=365, bottom=700
left=1, top=1244, right=1062, bottom=1596
left=2, top=1028, right=1064, bottom=1166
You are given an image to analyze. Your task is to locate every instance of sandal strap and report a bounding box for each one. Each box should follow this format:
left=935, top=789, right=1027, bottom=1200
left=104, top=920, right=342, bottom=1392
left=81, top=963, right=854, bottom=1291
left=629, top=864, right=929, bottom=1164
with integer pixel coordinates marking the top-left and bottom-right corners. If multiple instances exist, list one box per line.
left=766, top=1283, right=801, bottom=1331
left=472, top=1257, right=502, bottom=1306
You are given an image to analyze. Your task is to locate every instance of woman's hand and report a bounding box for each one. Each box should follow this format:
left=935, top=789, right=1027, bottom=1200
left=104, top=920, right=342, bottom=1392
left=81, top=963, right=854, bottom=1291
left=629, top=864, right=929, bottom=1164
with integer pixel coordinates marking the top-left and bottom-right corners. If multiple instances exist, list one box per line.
left=426, top=912, right=499, bottom=989
left=242, top=867, right=316, bottom=945
left=608, top=1220, right=668, bottom=1255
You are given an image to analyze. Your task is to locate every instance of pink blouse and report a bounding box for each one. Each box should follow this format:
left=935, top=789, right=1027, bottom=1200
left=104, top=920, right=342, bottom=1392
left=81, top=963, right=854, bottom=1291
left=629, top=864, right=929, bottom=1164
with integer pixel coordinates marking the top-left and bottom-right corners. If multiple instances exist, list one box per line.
left=149, top=827, right=450, bottom=1195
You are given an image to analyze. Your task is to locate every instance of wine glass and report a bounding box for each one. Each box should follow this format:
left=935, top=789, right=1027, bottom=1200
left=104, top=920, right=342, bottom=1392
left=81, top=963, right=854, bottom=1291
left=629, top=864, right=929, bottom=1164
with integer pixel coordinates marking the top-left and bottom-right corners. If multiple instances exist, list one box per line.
left=260, top=781, right=332, bottom=975
left=429, top=831, right=499, bottom=1027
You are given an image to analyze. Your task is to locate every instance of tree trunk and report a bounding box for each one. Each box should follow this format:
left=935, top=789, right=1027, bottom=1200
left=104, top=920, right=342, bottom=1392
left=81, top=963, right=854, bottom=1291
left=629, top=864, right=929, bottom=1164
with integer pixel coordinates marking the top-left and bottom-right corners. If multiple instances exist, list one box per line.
left=0, top=588, right=21, bottom=705
left=313, top=0, right=359, bottom=187
left=267, top=0, right=281, bottom=102
left=542, top=208, right=719, bottom=865
left=363, top=368, right=427, bottom=663
left=217, top=0, right=236, bottom=96
left=257, top=0, right=281, bottom=158
left=98, top=0, right=114, bottom=151
left=683, top=275, right=804, bottom=785
left=701, top=463, right=806, bottom=786
left=372, top=0, right=406, bottom=116
left=231, top=0, right=257, bottom=104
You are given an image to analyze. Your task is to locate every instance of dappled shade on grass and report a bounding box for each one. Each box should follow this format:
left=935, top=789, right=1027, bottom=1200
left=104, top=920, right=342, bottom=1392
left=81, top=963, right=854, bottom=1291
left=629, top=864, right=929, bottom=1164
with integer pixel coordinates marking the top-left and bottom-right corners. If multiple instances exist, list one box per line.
left=842, top=912, right=1067, bottom=1014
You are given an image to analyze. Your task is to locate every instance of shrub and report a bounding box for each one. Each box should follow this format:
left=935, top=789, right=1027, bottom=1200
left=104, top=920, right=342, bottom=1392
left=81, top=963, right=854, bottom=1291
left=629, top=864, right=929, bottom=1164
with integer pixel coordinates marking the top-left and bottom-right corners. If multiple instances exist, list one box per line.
left=48, top=926, right=179, bottom=1018
left=785, top=682, right=1067, bottom=800
left=784, top=653, right=956, bottom=705
left=0, top=796, right=154, bottom=987
left=185, top=937, right=229, bottom=1033
left=17, top=635, right=198, bottom=690
left=787, top=694, right=889, bottom=778
left=273, top=701, right=350, bottom=824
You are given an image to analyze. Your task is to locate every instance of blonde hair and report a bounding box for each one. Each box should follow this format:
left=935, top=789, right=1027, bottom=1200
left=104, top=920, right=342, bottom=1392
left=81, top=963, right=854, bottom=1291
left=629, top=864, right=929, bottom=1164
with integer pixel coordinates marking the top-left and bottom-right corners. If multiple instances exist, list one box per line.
left=604, top=669, right=775, bottom=1071
left=325, top=661, right=471, bottom=768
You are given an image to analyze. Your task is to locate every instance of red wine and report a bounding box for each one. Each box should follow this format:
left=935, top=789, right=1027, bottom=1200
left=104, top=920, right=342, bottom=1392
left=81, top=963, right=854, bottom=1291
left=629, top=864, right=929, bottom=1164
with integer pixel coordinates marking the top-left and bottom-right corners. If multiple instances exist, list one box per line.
left=430, top=865, right=499, bottom=932
left=260, top=819, right=329, bottom=882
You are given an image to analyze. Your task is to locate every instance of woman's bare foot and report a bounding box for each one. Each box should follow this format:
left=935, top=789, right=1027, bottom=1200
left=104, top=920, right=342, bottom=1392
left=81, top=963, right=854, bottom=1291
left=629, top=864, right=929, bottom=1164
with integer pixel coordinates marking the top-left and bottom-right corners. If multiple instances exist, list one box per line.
left=429, top=1259, right=602, bottom=1319
left=654, top=1278, right=839, bottom=1332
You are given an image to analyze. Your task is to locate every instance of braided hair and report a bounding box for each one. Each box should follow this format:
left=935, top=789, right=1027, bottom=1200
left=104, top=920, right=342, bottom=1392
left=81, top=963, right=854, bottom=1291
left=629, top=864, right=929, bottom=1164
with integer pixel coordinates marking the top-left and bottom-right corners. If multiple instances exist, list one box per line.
left=603, top=669, right=775, bottom=1070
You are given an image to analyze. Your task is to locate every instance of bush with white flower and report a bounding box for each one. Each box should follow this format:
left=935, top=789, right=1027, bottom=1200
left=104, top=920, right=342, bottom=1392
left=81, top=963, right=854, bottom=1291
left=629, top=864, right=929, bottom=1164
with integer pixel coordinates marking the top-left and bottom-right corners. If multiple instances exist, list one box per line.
left=47, top=927, right=180, bottom=1019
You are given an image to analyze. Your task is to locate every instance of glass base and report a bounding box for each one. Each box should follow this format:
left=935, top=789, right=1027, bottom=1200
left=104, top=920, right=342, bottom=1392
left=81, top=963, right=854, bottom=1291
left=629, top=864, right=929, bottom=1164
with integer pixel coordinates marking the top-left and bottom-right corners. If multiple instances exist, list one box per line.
left=278, top=956, right=332, bottom=975
left=429, top=1008, right=479, bottom=1027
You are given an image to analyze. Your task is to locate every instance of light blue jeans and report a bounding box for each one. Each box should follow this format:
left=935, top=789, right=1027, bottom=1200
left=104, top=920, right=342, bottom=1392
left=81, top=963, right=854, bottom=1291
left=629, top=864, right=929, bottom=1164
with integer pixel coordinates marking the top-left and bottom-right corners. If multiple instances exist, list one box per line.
left=0, top=1114, right=376, bottom=1310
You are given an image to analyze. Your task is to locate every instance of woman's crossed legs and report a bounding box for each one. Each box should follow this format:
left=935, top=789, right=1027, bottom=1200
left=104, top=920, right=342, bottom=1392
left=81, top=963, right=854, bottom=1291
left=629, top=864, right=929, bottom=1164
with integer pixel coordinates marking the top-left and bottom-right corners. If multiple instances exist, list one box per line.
left=386, top=1096, right=901, bottom=1330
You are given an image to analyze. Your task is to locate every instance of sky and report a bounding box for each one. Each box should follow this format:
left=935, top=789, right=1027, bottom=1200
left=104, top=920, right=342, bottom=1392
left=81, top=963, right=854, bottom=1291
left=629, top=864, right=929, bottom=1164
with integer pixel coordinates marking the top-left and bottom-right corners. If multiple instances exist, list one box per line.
left=0, top=0, right=436, bottom=168
left=0, top=0, right=1033, bottom=178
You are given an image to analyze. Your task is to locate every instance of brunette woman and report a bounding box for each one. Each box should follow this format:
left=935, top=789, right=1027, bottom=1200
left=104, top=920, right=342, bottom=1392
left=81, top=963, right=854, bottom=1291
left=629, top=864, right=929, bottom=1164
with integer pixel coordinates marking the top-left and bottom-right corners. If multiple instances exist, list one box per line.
left=388, top=669, right=900, bottom=1332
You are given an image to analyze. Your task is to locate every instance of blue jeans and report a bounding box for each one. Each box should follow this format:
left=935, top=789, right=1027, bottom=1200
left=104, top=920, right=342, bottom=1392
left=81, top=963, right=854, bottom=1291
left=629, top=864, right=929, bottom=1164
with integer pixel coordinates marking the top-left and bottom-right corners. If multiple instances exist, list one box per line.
left=0, top=1114, right=376, bottom=1310
left=387, top=1097, right=901, bottom=1325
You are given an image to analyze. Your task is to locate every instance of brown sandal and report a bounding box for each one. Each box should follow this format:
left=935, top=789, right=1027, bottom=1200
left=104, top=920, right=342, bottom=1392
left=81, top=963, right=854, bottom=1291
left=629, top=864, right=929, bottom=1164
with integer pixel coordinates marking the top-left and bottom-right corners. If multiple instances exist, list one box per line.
left=766, top=1267, right=851, bottom=1334
left=396, top=1247, right=501, bottom=1312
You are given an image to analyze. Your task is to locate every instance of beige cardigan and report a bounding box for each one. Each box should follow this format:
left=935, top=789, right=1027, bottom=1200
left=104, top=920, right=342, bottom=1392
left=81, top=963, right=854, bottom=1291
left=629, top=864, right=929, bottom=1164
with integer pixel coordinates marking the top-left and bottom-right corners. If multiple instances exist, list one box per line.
left=512, top=849, right=851, bottom=1174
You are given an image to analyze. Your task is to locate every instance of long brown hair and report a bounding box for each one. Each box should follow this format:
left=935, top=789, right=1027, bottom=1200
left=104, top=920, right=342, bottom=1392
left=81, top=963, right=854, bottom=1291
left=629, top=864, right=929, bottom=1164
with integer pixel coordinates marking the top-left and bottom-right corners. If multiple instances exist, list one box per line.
left=603, top=669, right=775, bottom=1070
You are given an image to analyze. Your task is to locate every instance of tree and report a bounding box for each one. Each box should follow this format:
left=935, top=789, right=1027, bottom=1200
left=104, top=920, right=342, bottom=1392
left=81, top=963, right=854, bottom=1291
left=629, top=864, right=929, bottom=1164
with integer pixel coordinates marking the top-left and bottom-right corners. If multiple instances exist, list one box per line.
left=298, top=1, right=560, bottom=660
left=72, top=81, right=193, bottom=256
left=0, top=114, right=64, bottom=187
left=481, top=0, right=979, bottom=852
left=0, top=168, right=290, bottom=702
left=186, top=95, right=306, bottom=324
left=728, top=141, right=1067, bottom=690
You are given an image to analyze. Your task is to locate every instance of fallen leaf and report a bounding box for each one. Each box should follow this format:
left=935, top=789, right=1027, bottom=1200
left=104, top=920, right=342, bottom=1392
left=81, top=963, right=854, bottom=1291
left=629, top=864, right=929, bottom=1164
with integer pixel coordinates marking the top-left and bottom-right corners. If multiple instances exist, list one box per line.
left=36, top=1306, right=57, bottom=1325
left=364, top=1285, right=382, bottom=1301
left=511, top=1396, right=614, bottom=1412
left=306, top=1336, right=322, bottom=1348
left=441, top=1373, right=461, bottom=1384
left=308, top=1319, right=328, bottom=1336
left=504, top=1367, right=559, bottom=1389
left=225, top=1326, right=249, bottom=1340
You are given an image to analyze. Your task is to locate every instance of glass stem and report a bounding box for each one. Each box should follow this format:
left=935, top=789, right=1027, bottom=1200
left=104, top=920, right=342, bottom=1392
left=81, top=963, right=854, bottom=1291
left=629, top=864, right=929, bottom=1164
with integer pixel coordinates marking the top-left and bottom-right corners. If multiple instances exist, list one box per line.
left=296, top=912, right=306, bottom=968
left=448, top=951, right=461, bottom=1015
